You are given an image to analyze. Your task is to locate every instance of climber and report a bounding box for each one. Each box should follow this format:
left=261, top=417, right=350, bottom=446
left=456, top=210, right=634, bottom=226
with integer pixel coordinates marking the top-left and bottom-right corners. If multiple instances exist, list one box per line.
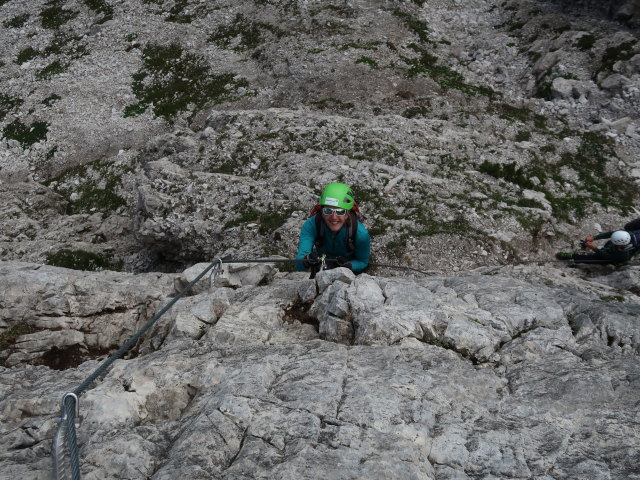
left=295, top=182, right=370, bottom=277
left=555, top=229, right=640, bottom=265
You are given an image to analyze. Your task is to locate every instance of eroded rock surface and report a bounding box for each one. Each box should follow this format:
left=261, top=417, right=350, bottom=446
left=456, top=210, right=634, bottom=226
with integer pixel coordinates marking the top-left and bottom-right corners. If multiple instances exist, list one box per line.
left=1, top=260, right=638, bottom=479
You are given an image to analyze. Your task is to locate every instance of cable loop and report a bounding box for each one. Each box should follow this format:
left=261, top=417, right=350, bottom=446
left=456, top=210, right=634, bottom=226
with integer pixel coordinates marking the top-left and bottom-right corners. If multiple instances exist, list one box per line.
left=208, top=258, right=223, bottom=289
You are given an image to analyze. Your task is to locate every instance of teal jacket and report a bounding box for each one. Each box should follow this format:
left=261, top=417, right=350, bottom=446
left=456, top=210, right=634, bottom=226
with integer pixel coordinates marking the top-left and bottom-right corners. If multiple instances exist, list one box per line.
left=295, top=215, right=371, bottom=273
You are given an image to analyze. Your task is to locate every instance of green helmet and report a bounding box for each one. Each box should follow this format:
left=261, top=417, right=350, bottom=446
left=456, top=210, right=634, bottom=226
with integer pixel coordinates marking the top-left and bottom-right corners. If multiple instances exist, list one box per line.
left=319, top=182, right=354, bottom=210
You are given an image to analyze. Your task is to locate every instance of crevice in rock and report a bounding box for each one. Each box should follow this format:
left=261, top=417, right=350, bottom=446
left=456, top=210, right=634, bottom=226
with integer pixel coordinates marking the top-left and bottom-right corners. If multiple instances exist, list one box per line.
left=225, top=426, right=249, bottom=470
left=335, top=354, right=350, bottom=419
left=419, top=333, right=481, bottom=365
left=282, top=299, right=318, bottom=331
left=33, top=344, right=112, bottom=370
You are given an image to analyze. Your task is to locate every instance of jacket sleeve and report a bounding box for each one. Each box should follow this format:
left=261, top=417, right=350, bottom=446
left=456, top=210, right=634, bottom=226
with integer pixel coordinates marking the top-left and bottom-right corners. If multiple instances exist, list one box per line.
left=594, top=231, right=614, bottom=241
left=350, top=223, right=371, bottom=274
left=295, top=217, right=318, bottom=271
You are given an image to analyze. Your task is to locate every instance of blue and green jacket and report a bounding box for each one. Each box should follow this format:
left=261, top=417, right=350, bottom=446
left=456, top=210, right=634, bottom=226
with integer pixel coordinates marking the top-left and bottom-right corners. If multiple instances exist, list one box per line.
left=295, top=215, right=371, bottom=274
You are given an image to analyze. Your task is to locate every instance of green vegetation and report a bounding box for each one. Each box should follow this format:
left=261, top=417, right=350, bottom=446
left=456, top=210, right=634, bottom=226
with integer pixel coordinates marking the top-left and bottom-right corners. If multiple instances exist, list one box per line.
left=403, top=106, right=429, bottom=118
left=45, top=159, right=130, bottom=215
left=574, top=34, right=595, bottom=51
left=535, top=71, right=578, bottom=100
left=0, top=324, right=37, bottom=352
left=310, top=97, right=355, bottom=111
left=16, top=47, right=40, bottom=65
left=40, top=0, right=79, bottom=29
left=83, top=0, right=114, bottom=22
left=339, top=41, right=382, bottom=51
left=389, top=8, right=431, bottom=43
left=125, top=43, right=249, bottom=122
left=4, top=13, right=30, bottom=28
left=16, top=32, right=87, bottom=72
left=36, top=60, right=68, bottom=80
left=45, top=249, right=123, bottom=271
left=597, top=40, right=637, bottom=77
left=600, top=295, right=625, bottom=303
left=356, top=56, right=379, bottom=69
left=479, top=161, right=536, bottom=190
left=224, top=206, right=293, bottom=234
left=479, top=132, right=636, bottom=221
left=209, top=13, right=287, bottom=52
left=0, top=94, right=23, bottom=122
left=3, top=120, right=48, bottom=148
left=515, top=130, right=531, bottom=142
left=491, top=102, right=547, bottom=129
left=403, top=44, right=495, bottom=96
left=43, top=32, right=87, bottom=58
left=42, top=94, right=62, bottom=106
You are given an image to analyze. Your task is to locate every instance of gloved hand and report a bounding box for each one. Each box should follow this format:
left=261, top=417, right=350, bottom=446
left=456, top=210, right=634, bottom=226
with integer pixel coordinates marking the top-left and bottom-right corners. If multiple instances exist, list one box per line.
left=303, top=251, right=320, bottom=267
left=583, top=236, right=595, bottom=250
left=335, top=256, right=353, bottom=270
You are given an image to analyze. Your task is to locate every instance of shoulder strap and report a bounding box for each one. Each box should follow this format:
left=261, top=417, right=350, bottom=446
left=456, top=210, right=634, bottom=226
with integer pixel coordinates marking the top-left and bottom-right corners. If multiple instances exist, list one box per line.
left=313, top=213, right=324, bottom=249
left=345, top=211, right=358, bottom=252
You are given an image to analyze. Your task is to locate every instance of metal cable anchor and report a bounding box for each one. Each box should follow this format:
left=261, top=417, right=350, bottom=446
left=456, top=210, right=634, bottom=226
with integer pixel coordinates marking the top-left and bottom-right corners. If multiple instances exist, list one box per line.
left=61, top=392, right=80, bottom=428
left=208, top=258, right=223, bottom=289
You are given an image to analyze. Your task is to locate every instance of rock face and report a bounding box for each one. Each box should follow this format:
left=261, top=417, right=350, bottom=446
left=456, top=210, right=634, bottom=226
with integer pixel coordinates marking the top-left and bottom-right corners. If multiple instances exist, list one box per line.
left=1, top=1, right=640, bottom=478
left=1, top=260, right=639, bottom=479
left=0, top=0, right=639, bottom=273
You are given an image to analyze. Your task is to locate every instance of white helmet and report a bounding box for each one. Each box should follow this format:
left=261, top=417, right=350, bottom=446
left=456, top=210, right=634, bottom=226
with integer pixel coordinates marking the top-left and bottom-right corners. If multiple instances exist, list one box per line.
left=611, top=230, right=631, bottom=246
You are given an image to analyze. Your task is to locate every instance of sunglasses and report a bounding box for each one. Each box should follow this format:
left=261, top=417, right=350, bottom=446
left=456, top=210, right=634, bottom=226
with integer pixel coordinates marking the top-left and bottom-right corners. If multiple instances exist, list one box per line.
left=322, top=207, right=347, bottom=216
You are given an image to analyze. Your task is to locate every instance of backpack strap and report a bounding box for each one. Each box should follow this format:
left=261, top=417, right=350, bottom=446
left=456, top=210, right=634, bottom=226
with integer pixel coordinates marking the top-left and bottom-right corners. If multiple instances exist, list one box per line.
left=313, top=212, right=325, bottom=249
left=345, top=210, right=359, bottom=252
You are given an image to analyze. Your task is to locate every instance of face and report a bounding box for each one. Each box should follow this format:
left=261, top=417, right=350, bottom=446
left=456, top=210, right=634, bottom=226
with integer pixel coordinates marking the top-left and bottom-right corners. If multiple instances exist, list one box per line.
left=322, top=207, right=348, bottom=232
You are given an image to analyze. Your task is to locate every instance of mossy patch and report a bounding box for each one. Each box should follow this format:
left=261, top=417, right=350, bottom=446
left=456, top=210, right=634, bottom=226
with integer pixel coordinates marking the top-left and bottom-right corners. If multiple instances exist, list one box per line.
left=478, top=160, right=537, bottom=190
left=16, top=47, right=40, bottom=65
left=339, top=41, right=382, bottom=51
left=0, top=324, right=39, bottom=352
left=597, top=40, right=637, bottom=78
left=46, top=249, right=124, bottom=271
left=42, top=93, right=62, bottom=106
left=480, top=132, right=636, bottom=221
left=36, top=60, right=68, bottom=80
left=491, top=102, right=547, bottom=129
left=210, top=13, right=287, bottom=52
left=356, top=56, right=379, bottom=69
left=40, top=0, right=79, bottom=29
left=403, top=105, right=429, bottom=118
left=45, top=159, right=130, bottom=215
left=403, top=44, right=495, bottom=96
left=0, top=94, right=23, bottom=122
left=125, top=43, right=249, bottom=122
left=4, top=13, right=30, bottom=28
left=224, top=206, right=293, bottom=234
left=574, top=33, right=595, bottom=51
left=310, top=97, right=355, bottom=111
left=389, top=8, right=432, bottom=44
left=3, top=120, right=48, bottom=148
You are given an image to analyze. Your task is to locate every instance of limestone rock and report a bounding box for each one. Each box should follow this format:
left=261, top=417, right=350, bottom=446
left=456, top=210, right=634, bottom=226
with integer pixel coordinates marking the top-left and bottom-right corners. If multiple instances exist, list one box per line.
left=1, top=261, right=639, bottom=479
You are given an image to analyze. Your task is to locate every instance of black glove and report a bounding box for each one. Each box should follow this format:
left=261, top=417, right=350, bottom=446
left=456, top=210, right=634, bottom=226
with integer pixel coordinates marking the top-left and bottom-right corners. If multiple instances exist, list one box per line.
left=303, top=251, right=320, bottom=267
left=335, top=257, right=353, bottom=270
